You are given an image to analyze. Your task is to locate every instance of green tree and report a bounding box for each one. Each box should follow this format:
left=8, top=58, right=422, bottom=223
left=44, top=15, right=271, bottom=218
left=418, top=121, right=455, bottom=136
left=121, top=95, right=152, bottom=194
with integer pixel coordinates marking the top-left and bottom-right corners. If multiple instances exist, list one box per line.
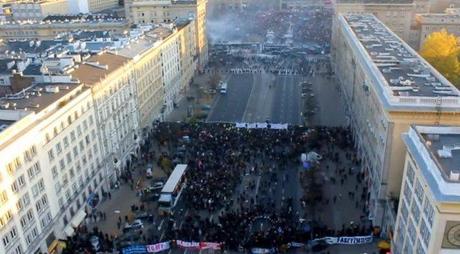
left=420, top=29, right=460, bottom=88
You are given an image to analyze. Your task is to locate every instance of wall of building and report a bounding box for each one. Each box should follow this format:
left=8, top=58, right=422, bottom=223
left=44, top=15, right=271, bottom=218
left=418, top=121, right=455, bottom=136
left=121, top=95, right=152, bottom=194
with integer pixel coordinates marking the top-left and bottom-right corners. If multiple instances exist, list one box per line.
left=0, top=22, right=129, bottom=40
left=10, top=0, right=69, bottom=21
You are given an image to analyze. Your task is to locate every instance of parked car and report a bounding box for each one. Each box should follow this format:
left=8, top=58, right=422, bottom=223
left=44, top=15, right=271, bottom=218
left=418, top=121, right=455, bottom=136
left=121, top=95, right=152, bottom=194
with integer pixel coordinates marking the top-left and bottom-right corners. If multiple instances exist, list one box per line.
left=123, top=219, right=144, bottom=233
left=135, top=212, right=154, bottom=223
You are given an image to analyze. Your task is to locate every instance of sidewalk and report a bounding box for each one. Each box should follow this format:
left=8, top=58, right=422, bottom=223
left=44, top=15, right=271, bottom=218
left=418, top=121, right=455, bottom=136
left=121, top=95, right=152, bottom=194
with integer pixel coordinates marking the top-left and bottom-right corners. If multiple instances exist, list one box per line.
left=166, top=73, right=216, bottom=122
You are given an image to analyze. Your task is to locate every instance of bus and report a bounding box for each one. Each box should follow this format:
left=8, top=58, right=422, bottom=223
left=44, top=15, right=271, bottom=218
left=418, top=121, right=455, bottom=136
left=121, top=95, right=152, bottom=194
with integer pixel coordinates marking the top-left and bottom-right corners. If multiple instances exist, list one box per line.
left=158, top=164, right=188, bottom=215
left=219, top=81, right=227, bottom=94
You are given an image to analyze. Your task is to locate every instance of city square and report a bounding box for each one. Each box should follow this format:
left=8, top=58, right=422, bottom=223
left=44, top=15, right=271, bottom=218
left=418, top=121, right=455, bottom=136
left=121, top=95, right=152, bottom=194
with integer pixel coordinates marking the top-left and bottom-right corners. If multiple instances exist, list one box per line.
left=0, top=0, right=460, bottom=254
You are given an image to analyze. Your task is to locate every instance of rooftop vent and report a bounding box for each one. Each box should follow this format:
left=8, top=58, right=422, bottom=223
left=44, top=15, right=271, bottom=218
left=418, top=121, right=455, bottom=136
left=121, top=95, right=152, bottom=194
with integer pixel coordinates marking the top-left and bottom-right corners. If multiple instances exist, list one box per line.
left=437, top=144, right=460, bottom=158
left=449, top=170, right=460, bottom=181
left=45, top=86, right=59, bottom=93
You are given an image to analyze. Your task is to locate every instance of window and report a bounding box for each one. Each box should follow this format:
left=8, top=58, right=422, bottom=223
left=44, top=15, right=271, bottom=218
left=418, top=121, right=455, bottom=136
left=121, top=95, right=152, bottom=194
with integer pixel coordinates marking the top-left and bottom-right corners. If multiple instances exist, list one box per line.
left=0, top=190, right=8, bottom=205
left=423, top=199, right=434, bottom=227
left=411, top=201, right=421, bottom=224
left=55, top=142, right=62, bottom=154
left=403, top=181, right=412, bottom=203
left=406, top=163, right=415, bottom=185
left=407, top=218, right=416, bottom=244
left=403, top=240, right=413, bottom=254
left=51, top=166, right=58, bottom=178
left=66, top=152, right=72, bottom=164
left=17, top=175, right=25, bottom=188
left=420, top=220, right=430, bottom=247
left=48, top=149, right=55, bottom=162
left=414, top=179, right=424, bottom=204
left=77, top=125, right=82, bottom=136
left=59, top=159, right=65, bottom=171
left=70, top=131, right=76, bottom=142
left=63, top=137, right=69, bottom=148
left=73, top=146, right=78, bottom=157
left=22, top=193, right=30, bottom=207
left=11, top=182, right=18, bottom=193
left=37, top=179, right=45, bottom=193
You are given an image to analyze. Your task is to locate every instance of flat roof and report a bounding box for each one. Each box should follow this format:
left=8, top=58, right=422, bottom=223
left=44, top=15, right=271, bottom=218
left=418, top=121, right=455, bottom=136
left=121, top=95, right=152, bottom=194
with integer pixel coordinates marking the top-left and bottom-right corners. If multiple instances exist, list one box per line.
left=337, top=0, right=413, bottom=3
left=339, top=14, right=460, bottom=111
left=70, top=53, right=130, bottom=86
left=403, top=125, right=460, bottom=202
left=0, top=82, right=84, bottom=113
left=115, top=26, right=174, bottom=58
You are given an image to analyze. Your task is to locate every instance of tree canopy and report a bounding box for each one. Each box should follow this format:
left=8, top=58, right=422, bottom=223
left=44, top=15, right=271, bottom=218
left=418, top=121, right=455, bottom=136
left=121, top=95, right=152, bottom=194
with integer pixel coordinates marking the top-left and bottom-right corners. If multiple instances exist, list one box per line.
left=420, top=29, right=460, bottom=88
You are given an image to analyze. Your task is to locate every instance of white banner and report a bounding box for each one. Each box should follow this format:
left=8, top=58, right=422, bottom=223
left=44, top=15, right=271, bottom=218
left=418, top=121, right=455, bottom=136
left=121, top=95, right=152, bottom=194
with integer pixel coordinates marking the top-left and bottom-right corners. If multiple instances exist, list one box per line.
left=176, top=240, right=200, bottom=249
left=235, top=123, right=288, bottom=130
left=199, top=242, right=222, bottom=250
left=316, top=235, right=373, bottom=245
left=146, top=242, right=170, bottom=253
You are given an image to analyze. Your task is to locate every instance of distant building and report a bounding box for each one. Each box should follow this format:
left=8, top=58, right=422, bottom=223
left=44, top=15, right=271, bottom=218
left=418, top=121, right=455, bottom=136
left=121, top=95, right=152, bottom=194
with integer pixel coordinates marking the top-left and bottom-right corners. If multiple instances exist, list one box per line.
left=9, top=0, right=69, bottom=21
left=393, top=125, right=460, bottom=254
left=67, top=0, right=119, bottom=13
left=0, top=14, right=128, bottom=40
left=429, top=0, right=460, bottom=12
left=412, top=8, right=460, bottom=50
left=332, top=14, right=460, bottom=232
left=124, top=0, right=208, bottom=69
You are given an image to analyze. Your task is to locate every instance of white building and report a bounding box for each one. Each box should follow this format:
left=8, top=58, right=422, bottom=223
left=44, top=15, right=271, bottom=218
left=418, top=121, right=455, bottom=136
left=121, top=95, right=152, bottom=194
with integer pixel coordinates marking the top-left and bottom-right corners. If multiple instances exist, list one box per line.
left=71, top=52, right=141, bottom=187
left=393, top=125, right=460, bottom=254
left=332, top=14, right=460, bottom=230
left=0, top=82, right=107, bottom=254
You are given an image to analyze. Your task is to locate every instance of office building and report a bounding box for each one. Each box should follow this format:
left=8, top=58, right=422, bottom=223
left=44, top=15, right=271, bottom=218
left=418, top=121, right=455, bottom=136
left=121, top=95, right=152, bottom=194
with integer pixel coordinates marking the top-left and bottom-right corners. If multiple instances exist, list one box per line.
left=9, top=0, right=69, bottom=21
left=0, top=14, right=129, bottom=40
left=0, top=82, right=106, bottom=254
left=412, top=8, right=460, bottom=50
left=124, top=0, right=208, bottom=70
left=67, top=0, right=119, bottom=13
left=332, top=14, right=460, bottom=231
left=393, top=125, right=460, bottom=254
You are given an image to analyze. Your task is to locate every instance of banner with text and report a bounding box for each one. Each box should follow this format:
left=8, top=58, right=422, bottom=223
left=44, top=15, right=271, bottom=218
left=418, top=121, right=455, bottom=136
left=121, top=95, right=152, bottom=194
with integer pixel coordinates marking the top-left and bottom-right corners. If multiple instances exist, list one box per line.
left=314, top=235, right=374, bottom=245
left=146, top=241, right=170, bottom=253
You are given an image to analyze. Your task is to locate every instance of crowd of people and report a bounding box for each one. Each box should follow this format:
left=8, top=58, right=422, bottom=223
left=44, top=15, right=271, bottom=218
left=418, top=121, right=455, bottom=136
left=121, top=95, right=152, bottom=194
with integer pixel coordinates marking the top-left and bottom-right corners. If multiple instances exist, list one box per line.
left=152, top=122, right=372, bottom=252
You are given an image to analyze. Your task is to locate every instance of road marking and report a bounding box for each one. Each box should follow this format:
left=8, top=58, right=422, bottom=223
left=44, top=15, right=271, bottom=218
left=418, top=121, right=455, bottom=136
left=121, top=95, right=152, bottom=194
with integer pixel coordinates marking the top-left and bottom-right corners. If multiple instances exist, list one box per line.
left=242, top=73, right=257, bottom=122
left=158, top=219, right=165, bottom=231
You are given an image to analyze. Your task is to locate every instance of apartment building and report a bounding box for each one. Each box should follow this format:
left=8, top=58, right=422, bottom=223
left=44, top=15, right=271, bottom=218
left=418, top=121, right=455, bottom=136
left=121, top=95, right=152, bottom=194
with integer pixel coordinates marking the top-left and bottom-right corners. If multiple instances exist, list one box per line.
left=9, top=0, right=69, bottom=21
left=393, top=125, right=460, bottom=254
left=71, top=53, right=140, bottom=187
left=332, top=14, right=460, bottom=231
left=125, top=0, right=208, bottom=70
left=0, top=14, right=129, bottom=40
left=0, top=82, right=106, bottom=254
left=412, top=9, right=460, bottom=50
left=67, top=0, right=119, bottom=13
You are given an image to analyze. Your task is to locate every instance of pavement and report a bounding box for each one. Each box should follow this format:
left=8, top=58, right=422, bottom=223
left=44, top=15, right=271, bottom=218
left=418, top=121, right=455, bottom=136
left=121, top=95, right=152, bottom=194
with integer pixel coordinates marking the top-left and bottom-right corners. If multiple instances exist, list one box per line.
left=206, top=72, right=303, bottom=125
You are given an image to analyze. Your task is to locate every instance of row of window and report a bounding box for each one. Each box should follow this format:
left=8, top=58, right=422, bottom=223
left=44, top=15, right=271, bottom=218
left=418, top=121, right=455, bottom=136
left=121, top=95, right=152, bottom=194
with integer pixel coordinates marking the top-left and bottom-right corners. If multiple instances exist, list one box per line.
left=45, top=103, right=92, bottom=144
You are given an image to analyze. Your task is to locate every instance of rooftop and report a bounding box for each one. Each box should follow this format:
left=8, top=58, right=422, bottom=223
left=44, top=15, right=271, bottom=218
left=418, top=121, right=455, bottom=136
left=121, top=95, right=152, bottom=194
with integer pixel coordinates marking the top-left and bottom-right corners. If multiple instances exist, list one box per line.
left=70, top=52, right=129, bottom=86
left=339, top=14, right=460, bottom=111
left=404, top=125, right=460, bottom=202
left=1, top=39, right=70, bottom=56
left=115, top=25, right=174, bottom=58
left=337, top=0, right=413, bottom=3
left=0, top=82, right=83, bottom=113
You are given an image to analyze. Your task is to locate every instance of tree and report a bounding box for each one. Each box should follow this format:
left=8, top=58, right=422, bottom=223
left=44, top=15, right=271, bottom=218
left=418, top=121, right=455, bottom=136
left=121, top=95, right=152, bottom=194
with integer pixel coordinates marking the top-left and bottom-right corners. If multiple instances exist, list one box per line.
left=420, top=29, right=460, bottom=88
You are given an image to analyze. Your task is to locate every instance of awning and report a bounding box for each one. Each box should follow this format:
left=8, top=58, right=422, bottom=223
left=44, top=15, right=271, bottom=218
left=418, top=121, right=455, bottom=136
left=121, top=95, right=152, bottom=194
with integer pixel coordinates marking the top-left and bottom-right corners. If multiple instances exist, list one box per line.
left=70, top=210, right=86, bottom=228
left=64, top=225, right=74, bottom=237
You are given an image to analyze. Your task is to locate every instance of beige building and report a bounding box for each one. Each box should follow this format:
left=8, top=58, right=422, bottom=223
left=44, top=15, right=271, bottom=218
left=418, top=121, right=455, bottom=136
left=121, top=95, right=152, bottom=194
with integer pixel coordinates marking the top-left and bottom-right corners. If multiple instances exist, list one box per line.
left=0, top=82, right=107, bottom=254
left=71, top=53, right=140, bottom=186
left=393, top=125, right=460, bottom=254
left=332, top=14, right=460, bottom=230
left=9, top=0, right=69, bottom=21
left=412, top=9, right=460, bottom=50
left=86, top=0, right=119, bottom=12
left=0, top=16, right=129, bottom=40
left=125, top=0, right=208, bottom=69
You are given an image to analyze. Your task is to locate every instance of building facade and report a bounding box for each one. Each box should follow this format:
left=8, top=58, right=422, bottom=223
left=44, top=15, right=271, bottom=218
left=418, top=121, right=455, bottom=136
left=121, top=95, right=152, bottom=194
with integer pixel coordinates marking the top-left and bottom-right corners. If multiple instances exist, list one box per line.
left=71, top=53, right=140, bottom=187
left=0, top=16, right=129, bottom=40
left=0, top=83, right=107, bottom=254
left=125, top=0, right=208, bottom=69
left=412, top=10, right=460, bottom=50
left=393, top=125, right=460, bottom=254
left=332, top=14, right=460, bottom=231
left=335, top=0, right=415, bottom=42
left=9, top=0, right=69, bottom=21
